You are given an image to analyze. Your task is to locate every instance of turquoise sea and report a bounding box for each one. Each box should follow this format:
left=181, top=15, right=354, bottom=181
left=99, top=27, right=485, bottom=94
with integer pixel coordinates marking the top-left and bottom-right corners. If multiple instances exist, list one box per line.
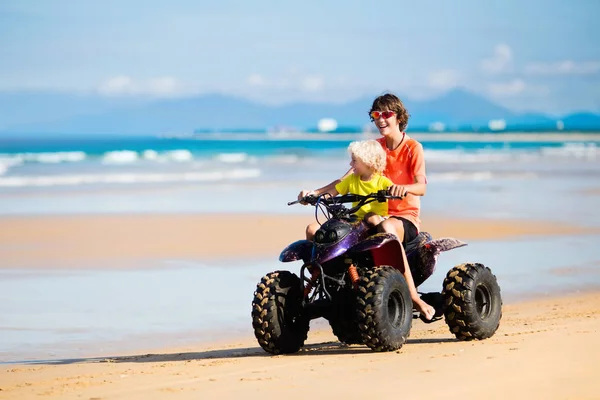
left=1, top=133, right=599, bottom=216
left=1, top=132, right=599, bottom=363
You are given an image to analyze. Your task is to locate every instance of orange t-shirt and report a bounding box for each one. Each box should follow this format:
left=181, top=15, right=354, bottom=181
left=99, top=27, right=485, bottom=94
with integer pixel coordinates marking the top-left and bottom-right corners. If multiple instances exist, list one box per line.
left=376, top=135, right=427, bottom=230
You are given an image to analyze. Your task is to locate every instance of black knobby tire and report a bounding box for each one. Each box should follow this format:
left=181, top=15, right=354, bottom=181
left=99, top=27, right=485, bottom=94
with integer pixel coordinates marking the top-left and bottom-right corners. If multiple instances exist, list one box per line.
left=251, top=271, right=309, bottom=354
left=328, top=288, right=363, bottom=345
left=442, top=263, right=503, bottom=340
left=355, top=266, right=413, bottom=352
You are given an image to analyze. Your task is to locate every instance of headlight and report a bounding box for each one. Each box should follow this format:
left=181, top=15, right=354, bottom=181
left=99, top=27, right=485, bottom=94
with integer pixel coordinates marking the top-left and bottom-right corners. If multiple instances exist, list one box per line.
left=314, top=220, right=350, bottom=244
left=314, top=231, right=325, bottom=243
left=327, top=231, right=338, bottom=242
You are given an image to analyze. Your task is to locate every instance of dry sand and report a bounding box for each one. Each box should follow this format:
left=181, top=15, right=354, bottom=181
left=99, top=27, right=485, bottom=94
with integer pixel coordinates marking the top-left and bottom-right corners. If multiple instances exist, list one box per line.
left=1, top=213, right=598, bottom=268
left=0, top=291, right=598, bottom=400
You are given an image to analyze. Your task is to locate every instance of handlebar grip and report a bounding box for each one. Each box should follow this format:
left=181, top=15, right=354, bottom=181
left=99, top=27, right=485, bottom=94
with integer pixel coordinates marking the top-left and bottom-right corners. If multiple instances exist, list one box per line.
left=376, top=189, right=404, bottom=202
left=288, top=195, right=317, bottom=206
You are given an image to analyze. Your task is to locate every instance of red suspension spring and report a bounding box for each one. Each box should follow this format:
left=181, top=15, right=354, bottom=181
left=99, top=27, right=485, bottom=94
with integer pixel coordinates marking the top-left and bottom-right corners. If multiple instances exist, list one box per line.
left=304, top=268, right=321, bottom=297
left=348, top=264, right=359, bottom=287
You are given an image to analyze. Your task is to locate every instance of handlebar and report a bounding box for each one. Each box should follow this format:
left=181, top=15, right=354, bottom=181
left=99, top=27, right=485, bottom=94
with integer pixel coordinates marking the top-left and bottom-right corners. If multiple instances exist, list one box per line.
left=288, top=190, right=404, bottom=219
left=289, top=190, right=403, bottom=206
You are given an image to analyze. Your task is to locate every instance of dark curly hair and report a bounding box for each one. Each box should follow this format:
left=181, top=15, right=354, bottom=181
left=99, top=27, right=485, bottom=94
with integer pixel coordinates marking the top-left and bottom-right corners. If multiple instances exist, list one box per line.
left=369, top=92, right=410, bottom=132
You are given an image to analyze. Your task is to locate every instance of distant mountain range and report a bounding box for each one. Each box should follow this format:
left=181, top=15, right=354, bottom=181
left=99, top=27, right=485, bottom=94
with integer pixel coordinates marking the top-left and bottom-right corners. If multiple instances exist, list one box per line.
left=1, top=88, right=599, bottom=136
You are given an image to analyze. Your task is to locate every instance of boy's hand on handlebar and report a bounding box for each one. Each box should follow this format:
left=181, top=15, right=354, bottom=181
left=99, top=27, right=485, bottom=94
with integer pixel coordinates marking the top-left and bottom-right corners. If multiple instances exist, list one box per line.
left=298, top=190, right=316, bottom=205
left=388, top=184, right=407, bottom=199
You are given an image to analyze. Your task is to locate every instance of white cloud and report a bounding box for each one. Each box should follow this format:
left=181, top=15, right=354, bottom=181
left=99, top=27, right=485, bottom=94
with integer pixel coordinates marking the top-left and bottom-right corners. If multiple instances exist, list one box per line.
left=245, top=73, right=325, bottom=92
left=247, top=74, right=265, bottom=86
left=98, top=75, right=135, bottom=95
left=428, top=69, right=460, bottom=90
left=147, top=76, right=179, bottom=96
left=97, top=75, right=180, bottom=97
left=301, top=75, right=324, bottom=92
left=487, top=79, right=549, bottom=97
left=481, top=44, right=513, bottom=74
left=487, top=79, right=526, bottom=96
left=524, top=60, right=600, bottom=75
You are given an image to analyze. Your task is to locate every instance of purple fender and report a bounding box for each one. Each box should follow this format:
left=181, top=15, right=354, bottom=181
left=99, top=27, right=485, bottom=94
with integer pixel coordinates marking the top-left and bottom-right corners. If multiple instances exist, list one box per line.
left=348, top=233, right=405, bottom=272
left=279, top=240, right=313, bottom=264
left=411, top=237, right=468, bottom=287
left=425, top=237, right=467, bottom=253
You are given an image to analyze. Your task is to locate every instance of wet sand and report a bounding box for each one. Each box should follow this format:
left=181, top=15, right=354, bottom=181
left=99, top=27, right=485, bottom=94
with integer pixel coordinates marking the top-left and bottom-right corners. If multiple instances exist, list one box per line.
left=1, top=213, right=598, bottom=268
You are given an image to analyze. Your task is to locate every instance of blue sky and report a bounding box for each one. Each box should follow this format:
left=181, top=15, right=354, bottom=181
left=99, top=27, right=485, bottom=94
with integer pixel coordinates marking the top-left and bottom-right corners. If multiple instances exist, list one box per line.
left=1, top=0, right=599, bottom=114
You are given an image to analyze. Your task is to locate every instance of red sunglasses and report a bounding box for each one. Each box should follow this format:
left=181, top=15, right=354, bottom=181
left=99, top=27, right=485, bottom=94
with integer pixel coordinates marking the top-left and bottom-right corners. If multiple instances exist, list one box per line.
left=370, top=110, right=395, bottom=120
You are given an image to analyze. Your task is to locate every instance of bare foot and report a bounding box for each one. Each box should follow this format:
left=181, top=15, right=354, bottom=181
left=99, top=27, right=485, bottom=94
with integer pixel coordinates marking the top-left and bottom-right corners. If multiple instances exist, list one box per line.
left=415, top=299, right=435, bottom=321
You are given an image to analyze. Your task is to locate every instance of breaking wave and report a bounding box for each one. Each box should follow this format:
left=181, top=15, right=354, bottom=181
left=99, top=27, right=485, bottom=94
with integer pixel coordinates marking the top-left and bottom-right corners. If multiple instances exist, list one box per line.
left=0, top=168, right=261, bottom=187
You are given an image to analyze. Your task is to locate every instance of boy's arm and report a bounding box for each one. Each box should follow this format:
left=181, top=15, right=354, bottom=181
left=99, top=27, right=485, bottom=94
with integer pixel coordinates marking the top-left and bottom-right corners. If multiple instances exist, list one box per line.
left=408, top=141, right=427, bottom=196
left=298, top=168, right=351, bottom=200
left=389, top=173, right=427, bottom=197
left=403, top=176, right=427, bottom=196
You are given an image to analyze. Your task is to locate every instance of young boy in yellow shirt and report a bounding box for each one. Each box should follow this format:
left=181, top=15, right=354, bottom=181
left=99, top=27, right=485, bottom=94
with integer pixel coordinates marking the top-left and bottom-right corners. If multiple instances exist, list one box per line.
left=306, top=139, right=392, bottom=227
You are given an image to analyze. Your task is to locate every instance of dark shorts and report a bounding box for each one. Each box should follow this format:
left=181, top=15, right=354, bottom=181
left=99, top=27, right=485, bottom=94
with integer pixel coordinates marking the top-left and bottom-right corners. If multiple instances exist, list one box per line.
left=389, top=216, right=419, bottom=245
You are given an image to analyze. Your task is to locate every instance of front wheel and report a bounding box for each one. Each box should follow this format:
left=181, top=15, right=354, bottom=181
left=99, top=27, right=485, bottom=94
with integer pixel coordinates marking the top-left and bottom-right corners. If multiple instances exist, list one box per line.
left=355, top=266, right=413, bottom=352
left=251, top=271, right=309, bottom=354
left=442, top=263, right=502, bottom=340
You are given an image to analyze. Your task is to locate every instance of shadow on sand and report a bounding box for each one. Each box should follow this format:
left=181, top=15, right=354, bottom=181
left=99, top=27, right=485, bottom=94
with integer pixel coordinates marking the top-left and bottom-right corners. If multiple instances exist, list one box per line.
left=15, top=337, right=458, bottom=366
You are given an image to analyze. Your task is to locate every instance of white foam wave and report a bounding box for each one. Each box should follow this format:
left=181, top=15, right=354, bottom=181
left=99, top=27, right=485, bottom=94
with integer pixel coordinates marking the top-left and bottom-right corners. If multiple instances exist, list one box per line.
left=0, top=157, right=23, bottom=176
left=425, top=143, right=599, bottom=164
left=101, top=150, right=139, bottom=164
left=142, top=149, right=193, bottom=163
left=540, top=142, right=598, bottom=159
left=166, top=149, right=193, bottom=162
left=265, top=155, right=301, bottom=164
left=428, top=171, right=538, bottom=182
left=142, top=149, right=159, bottom=160
left=0, top=149, right=197, bottom=167
left=0, top=168, right=261, bottom=187
left=0, top=151, right=86, bottom=165
left=215, top=153, right=248, bottom=163
left=424, top=150, right=514, bottom=164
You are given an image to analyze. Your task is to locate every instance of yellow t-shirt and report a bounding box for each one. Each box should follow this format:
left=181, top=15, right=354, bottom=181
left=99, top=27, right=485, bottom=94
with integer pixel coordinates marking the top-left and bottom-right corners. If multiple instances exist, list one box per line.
left=334, top=174, right=393, bottom=219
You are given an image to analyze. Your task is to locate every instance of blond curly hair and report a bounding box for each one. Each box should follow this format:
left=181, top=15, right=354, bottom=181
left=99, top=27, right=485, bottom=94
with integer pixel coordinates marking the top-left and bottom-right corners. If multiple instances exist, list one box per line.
left=348, top=140, right=387, bottom=174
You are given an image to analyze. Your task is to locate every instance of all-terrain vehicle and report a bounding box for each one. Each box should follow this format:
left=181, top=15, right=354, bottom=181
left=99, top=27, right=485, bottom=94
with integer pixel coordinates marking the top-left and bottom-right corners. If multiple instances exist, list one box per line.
left=251, top=192, right=502, bottom=354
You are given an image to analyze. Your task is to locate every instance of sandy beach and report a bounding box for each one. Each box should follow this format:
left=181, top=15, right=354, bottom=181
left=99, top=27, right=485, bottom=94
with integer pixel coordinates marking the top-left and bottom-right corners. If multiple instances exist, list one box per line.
left=1, top=290, right=598, bottom=399
left=1, top=213, right=598, bottom=268
left=0, top=212, right=599, bottom=399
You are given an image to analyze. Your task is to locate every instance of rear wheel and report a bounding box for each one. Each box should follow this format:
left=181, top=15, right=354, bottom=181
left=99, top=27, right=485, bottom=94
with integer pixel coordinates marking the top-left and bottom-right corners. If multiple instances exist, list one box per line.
left=442, top=263, right=502, bottom=340
left=251, top=271, right=309, bottom=354
left=355, top=266, right=413, bottom=352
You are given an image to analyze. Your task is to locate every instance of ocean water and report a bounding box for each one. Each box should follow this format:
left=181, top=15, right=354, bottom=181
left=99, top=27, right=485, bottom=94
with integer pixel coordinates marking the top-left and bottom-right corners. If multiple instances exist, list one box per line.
left=0, top=133, right=599, bottom=218
left=1, top=133, right=599, bottom=363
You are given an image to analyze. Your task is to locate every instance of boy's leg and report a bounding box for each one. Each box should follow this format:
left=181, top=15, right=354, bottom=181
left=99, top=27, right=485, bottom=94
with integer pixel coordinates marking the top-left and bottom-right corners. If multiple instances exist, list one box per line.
left=363, top=212, right=384, bottom=227
left=306, top=222, right=320, bottom=240
left=378, top=218, right=435, bottom=321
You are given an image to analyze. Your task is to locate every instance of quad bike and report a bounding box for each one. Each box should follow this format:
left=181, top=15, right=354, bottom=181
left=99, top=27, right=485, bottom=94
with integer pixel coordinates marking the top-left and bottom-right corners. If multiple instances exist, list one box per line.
left=251, top=191, right=502, bottom=354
